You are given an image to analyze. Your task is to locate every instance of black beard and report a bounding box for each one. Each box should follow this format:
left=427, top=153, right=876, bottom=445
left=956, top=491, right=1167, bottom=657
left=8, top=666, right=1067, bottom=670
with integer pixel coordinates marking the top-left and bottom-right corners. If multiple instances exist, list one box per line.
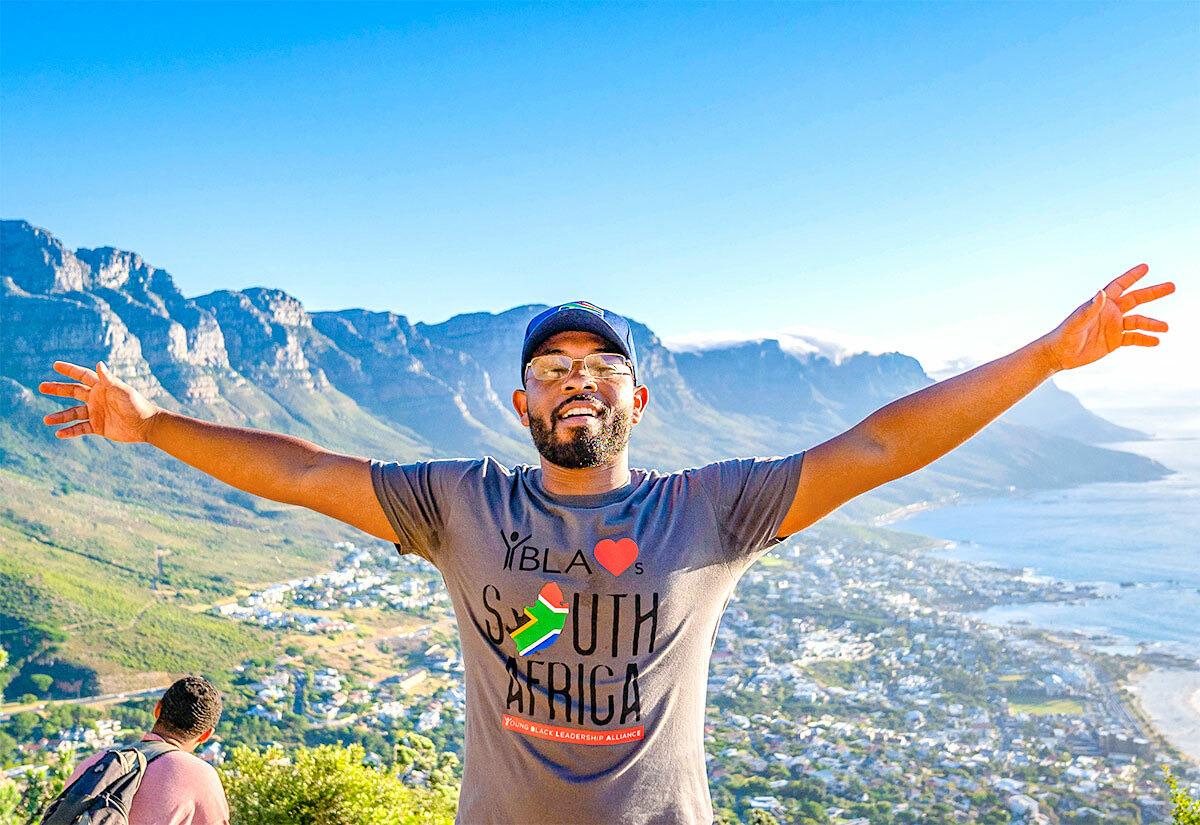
left=529, top=404, right=632, bottom=469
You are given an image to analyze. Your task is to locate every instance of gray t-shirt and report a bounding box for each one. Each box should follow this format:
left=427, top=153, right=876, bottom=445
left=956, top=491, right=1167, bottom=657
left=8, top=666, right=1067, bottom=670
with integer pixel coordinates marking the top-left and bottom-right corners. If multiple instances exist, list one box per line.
left=370, top=451, right=806, bottom=825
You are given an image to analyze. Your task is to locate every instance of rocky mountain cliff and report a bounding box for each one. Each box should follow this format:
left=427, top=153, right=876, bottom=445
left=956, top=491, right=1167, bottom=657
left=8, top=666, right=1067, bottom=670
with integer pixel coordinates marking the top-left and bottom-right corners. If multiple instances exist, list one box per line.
left=0, top=219, right=1168, bottom=523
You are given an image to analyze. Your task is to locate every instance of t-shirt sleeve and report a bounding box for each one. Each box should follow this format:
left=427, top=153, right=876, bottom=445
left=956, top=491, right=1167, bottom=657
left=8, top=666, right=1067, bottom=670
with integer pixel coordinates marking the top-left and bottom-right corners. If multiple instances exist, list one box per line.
left=368, top=457, right=482, bottom=566
left=689, top=451, right=806, bottom=571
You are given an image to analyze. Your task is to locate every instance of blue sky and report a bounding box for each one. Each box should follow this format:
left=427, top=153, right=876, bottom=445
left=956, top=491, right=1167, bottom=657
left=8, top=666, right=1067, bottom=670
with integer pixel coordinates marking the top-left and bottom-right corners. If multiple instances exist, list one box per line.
left=2, top=1, right=1196, bottom=412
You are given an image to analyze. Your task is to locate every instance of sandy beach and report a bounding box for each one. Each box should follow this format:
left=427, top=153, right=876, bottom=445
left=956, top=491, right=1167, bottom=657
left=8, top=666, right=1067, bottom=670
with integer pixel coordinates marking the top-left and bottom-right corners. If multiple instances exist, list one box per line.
left=1128, top=668, right=1200, bottom=763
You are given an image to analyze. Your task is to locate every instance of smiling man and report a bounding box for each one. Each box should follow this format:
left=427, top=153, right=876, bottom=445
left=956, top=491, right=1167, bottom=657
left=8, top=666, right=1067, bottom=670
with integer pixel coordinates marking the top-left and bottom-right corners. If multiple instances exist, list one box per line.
left=39, top=267, right=1174, bottom=824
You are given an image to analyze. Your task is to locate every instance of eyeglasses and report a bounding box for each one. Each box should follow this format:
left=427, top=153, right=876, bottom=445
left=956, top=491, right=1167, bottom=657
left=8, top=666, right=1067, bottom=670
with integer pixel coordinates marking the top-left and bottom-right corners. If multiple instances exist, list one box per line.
left=525, top=353, right=634, bottom=383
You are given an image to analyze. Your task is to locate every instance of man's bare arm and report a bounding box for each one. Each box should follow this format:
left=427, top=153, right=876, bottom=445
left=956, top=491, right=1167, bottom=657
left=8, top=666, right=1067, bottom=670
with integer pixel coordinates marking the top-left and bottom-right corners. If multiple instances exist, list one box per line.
left=39, top=360, right=400, bottom=544
left=776, top=264, right=1175, bottom=539
left=776, top=337, right=1057, bottom=537
left=146, top=411, right=397, bottom=543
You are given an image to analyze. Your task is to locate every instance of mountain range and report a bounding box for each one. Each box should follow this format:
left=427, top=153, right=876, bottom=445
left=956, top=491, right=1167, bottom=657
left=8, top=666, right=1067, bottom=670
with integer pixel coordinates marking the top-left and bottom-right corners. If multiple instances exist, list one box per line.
left=1, top=218, right=1168, bottom=518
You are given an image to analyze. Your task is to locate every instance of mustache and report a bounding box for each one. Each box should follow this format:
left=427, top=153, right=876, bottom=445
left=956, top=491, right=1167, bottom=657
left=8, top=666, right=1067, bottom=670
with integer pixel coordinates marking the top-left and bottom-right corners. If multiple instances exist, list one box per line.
left=553, top=394, right=607, bottom=419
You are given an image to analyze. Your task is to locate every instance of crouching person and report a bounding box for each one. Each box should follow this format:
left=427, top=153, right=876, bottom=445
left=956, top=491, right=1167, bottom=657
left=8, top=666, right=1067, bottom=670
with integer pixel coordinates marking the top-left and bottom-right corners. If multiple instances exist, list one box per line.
left=43, top=675, right=230, bottom=825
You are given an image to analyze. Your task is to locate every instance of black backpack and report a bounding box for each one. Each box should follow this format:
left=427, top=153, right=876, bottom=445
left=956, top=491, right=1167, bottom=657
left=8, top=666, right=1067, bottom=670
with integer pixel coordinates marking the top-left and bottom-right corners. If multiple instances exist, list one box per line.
left=39, top=738, right=179, bottom=825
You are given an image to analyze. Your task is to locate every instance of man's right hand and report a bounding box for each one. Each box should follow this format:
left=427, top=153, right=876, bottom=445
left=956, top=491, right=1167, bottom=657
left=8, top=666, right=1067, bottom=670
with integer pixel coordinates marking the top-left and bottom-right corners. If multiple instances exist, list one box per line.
left=39, top=360, right=161, bottom=443
left=36, top=359, right=401, bottom=545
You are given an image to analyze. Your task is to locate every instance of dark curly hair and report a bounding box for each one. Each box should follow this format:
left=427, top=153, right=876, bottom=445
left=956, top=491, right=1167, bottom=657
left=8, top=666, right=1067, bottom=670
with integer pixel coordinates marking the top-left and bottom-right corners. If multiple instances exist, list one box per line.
left=156, top=675, right=223, bottom=739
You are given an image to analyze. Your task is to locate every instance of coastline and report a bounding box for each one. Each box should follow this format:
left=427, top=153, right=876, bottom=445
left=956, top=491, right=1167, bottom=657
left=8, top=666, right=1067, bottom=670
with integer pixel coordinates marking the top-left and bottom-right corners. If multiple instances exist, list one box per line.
left=1127, top=668, right=1200, bottom=764
left=875, top=438, right=1200, bottom=765
left=873, top=419, right=1200, bottom=767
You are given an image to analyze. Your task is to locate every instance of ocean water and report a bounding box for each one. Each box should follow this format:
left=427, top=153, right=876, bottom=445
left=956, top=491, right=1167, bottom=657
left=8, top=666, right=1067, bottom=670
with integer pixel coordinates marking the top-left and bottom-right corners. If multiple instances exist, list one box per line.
left=894, top=405, right=1200, bottom=660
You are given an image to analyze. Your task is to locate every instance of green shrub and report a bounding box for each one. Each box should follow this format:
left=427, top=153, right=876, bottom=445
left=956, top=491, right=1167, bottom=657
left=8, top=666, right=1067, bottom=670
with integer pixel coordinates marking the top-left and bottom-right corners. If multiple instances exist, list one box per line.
left=219, top=743, right=456, bottom=825
left=12, top=755, right=71, bottom=823
left=1166, top=766, right=1200, bottom=825
left=0, top=777, right=19, bottom=825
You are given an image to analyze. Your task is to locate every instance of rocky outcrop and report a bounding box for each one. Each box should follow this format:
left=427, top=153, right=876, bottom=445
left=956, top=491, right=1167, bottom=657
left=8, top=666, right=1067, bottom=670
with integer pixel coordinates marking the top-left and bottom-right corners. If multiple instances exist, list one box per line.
left=194, top=288, right=330, bottom=393
left=0, top=220, right=90, bottom=294
left=311, top=308, right=529, bottom=461
left=0, top=222, right=240, bottom=405
left=1, top=274, right=166, bottom=399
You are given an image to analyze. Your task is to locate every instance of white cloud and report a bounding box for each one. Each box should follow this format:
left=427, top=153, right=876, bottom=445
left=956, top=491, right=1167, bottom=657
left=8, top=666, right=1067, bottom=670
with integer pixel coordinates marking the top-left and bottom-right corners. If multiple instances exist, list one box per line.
left=660, top=324, right=900, bottom=367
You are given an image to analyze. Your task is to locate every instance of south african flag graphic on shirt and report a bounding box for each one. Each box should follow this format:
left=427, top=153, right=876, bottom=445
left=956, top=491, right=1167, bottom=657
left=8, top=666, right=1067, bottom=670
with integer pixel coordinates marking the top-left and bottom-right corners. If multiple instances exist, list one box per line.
left=510, top=582, right=570, bottom=656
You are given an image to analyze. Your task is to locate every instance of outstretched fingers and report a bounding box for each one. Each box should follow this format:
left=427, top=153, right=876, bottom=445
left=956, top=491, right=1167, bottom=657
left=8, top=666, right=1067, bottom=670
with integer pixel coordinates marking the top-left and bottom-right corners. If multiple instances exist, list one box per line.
left=1121, top=332, right=1160, bottom=347
left=1122, top=314, right=1168, bottom=333
left=54, top=421, right=95, bottom=439
left=38, top=381, right=90, bottom=401
left=44, top=405, right=89, bottom=426
left=1116, top=281, right=1175, bottom=313
left=1104, top=263, right=1149, bottom=295
left=40, top=363, right=103, bottom=436
left=52, top=360, right=98, bottom=387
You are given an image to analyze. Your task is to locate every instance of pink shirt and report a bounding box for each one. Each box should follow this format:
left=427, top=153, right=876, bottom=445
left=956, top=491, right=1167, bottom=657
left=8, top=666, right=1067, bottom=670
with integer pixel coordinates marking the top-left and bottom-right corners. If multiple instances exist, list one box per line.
left=67, top=733, right=230, bottom=825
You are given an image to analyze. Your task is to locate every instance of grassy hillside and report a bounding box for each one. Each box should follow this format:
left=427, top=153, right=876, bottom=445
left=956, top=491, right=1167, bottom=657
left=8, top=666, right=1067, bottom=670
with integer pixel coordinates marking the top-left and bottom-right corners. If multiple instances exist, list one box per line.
left=0, top=462, right=373, bottom=700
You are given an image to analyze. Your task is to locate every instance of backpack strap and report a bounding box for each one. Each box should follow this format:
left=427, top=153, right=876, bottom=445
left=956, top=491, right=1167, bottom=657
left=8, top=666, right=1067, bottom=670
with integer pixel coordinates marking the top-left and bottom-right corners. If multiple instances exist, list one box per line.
left=38, top=742, right=173, bottom=825
left=131, top=738, right=180, bottom=764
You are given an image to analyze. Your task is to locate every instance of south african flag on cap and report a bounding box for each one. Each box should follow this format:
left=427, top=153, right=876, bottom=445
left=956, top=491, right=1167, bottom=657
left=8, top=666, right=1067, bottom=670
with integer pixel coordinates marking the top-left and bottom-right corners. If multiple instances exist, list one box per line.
left=520, top=299, right=637, bottom=386
left=556, top=301, right=604, bottom=318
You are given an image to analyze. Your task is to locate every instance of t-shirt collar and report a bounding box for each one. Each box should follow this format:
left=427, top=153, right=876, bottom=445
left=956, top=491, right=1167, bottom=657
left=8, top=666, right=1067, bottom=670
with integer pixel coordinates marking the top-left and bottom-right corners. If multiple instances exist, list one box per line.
left=526, top=466, right=644, bottom=508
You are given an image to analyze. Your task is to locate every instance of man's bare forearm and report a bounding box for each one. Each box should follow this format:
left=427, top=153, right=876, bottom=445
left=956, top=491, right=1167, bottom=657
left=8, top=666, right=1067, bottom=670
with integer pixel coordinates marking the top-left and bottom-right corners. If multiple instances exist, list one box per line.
left=144, top=409, right=328, bottom=505
left=857, top=335, right=1061, bottom=481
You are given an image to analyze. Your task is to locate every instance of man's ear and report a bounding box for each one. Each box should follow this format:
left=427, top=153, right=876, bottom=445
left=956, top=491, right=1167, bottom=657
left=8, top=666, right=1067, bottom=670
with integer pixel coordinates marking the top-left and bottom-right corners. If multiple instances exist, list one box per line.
left=153, top=700, right=162, bottom=720
left=197, top=727, right=214, bottom=745
left=512, top=388, right=529, bottom=427
left=631, top=385, right=649, bottom=424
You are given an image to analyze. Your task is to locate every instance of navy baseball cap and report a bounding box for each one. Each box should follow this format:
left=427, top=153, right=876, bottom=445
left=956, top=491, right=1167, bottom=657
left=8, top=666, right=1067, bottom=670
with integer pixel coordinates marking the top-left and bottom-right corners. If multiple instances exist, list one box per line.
left=520, top=300, right=638, bottom=386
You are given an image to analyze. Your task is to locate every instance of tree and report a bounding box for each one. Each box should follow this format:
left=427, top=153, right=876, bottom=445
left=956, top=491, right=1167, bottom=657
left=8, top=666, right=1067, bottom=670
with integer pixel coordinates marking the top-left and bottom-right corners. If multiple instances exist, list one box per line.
left=8, top=712, right=38, bottom=741
left=791, top=799, right=829, bottom=824
left=0, top=649, right=12, bottom=696
left=17, top=755, right=72, bottom=823
left=1166, top=766, right=1200, bottom=825
left=747, top=811, right=781, bottom=825
left=0, top=778, right=19, bottom=825
left=219, top=743, right=456, bottom=825
left=29, top=674, right=53, bottom=695
left=0, top=732, right=17, bottom=766
left=393, top=732, right=460, bottom=793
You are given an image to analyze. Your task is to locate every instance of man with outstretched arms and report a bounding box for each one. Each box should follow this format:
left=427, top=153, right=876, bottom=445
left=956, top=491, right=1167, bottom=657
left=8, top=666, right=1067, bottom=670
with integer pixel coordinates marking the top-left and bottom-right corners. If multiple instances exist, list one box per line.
left=39, top=267, right=1175, bottom=824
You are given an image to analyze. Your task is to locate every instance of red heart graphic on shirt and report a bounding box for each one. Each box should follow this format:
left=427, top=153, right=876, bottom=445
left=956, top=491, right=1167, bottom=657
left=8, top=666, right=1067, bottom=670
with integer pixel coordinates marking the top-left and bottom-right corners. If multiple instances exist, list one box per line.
left=593, top=538, right=639, bottom=577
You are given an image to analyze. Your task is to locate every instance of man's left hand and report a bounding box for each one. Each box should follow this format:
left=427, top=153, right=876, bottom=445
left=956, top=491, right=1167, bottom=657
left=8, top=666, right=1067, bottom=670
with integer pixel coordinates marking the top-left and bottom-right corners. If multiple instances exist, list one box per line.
left=1041, top=263, right=1175, bottom=372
